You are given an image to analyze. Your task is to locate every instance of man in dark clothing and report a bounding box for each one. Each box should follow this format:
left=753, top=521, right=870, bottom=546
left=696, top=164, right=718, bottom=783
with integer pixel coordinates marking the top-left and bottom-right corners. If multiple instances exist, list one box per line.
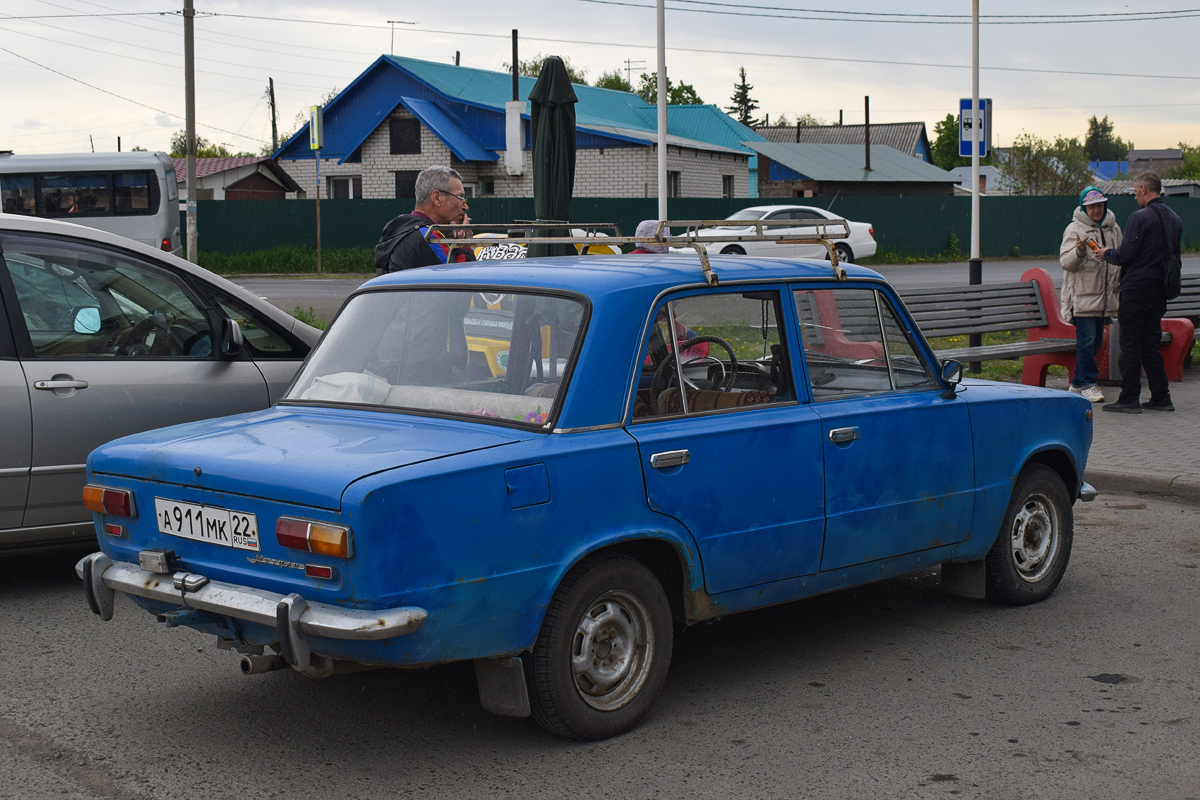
left=1098, top=171, right=1184, bottom=413
left=375, top=165, right=475, bottom=275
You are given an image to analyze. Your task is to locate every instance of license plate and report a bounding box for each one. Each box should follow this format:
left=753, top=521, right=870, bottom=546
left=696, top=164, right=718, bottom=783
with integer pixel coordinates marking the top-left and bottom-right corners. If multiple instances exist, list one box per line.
left=154, top=498, right=260, bottom=552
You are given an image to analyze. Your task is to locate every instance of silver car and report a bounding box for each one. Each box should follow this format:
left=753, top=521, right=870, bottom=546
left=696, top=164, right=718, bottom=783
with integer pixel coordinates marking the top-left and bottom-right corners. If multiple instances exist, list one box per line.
left=0, top=215, right=320, bottom=547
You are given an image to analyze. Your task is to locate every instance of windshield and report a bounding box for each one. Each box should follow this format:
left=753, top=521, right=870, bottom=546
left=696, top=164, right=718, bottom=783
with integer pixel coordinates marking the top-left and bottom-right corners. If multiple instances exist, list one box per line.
left=285, top=289, right=585, bottom=428
left=715, top=208, right=768, bottom=228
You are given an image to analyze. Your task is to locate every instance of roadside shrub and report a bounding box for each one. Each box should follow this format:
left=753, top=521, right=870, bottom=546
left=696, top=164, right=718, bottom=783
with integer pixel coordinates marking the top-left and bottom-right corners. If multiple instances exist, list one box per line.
left=198, top=245, right=374, bottom=275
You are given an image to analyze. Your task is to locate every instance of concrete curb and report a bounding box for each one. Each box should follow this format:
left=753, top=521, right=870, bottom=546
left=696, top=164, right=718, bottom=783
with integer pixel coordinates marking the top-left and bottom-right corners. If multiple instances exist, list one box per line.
left=1084, top=469, right=1200, bottom=507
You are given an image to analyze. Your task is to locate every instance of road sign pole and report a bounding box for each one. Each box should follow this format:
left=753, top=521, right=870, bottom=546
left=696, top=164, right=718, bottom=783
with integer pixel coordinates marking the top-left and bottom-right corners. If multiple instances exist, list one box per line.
left=968, top=0, right=982, bottom=372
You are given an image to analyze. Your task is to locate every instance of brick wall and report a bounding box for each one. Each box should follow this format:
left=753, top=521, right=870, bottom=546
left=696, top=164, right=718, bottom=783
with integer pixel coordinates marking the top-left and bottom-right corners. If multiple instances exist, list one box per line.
left=278, top=111, right=750, bottom=199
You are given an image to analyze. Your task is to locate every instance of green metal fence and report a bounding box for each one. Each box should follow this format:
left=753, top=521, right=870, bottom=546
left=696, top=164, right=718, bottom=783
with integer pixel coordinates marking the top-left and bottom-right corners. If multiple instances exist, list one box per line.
left=187, top=195, right=1200, bottom=258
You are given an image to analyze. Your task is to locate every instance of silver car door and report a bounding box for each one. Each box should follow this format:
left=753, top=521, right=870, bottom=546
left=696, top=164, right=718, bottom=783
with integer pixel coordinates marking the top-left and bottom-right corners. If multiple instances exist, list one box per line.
left=791, top=210, right=829, bottom=260
left=0, top=293, right=31, bottom=532
left=0, top=233, right=270, bottom=529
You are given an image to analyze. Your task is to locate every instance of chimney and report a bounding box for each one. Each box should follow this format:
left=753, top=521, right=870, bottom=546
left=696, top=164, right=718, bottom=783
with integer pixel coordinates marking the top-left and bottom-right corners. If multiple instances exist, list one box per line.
left=504, top=29, right=524, bottom=175
left=863, top=96, right=871, bottom=171
left=795, top=120, right=800, bottom=143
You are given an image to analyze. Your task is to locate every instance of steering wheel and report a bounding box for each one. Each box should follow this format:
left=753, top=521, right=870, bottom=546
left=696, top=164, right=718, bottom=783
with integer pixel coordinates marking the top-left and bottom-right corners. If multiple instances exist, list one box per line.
left=651, top=335, right=738, bottom=414
left=111, top=316, right=186, bottom=357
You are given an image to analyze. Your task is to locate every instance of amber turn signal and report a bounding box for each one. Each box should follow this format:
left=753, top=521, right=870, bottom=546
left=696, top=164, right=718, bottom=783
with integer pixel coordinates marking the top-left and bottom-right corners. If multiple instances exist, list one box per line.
left=275, top=517, right=352, bottom=558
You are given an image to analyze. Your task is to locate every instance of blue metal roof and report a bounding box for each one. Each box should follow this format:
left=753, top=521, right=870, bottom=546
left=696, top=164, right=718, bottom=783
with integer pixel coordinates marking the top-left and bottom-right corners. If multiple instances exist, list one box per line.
left=276, top=55, right=765, bottom=163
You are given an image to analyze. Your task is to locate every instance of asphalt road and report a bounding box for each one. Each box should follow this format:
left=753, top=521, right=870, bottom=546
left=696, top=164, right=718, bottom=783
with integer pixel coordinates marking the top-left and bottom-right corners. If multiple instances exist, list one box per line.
left=3, top=492, right=1198, bottom=800
left=234, top=255, right=1200, bottom=322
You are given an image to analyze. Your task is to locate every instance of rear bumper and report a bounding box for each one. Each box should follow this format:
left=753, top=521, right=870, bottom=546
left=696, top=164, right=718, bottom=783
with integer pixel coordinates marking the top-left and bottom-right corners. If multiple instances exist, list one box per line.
left=75, top=552, right=428, bottom=645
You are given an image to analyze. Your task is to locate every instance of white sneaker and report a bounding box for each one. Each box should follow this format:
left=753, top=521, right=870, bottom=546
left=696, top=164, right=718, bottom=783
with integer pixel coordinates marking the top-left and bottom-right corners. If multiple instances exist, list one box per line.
left=1067, top=384, right=1084, bottom=394
left=1081, top=385, right=1105, bottom=403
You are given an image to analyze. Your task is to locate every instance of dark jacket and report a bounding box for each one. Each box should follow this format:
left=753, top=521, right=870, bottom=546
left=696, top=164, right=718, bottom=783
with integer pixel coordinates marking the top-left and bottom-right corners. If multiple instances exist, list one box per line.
left=375, top=212, right=475, bottom=275
left=1103, top=197, right=1183, bottom=292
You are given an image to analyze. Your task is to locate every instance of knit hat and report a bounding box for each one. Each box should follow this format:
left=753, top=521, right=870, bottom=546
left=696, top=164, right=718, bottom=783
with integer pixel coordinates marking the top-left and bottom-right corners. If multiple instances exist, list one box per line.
left=1080, top=186, right=1107, bottom=207
left=634, top=220, right=668, bottom=253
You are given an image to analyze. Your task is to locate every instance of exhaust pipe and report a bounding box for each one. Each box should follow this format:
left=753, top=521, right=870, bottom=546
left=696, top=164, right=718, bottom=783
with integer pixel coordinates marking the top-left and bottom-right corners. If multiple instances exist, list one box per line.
left=240, top=654, right=286, bottom=675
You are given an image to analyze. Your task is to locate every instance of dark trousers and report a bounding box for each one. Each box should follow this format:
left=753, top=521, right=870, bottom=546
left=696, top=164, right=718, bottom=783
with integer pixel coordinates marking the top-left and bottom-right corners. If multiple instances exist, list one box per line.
left=1116, top=285, right=1170, bottom=404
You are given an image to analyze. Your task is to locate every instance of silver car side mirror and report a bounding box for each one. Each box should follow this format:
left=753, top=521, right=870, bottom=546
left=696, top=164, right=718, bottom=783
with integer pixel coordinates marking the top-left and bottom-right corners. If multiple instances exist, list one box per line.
left=220, top=318, right=244, bottom=358
left=72, top=306, right=102, bottom=335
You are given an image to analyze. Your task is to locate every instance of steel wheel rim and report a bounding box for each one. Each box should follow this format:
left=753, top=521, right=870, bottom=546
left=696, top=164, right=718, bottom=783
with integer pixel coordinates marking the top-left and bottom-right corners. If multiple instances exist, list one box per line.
left=1009, top=492, right=1060, bottom=583
left=570, top=589, right=655, bottom=711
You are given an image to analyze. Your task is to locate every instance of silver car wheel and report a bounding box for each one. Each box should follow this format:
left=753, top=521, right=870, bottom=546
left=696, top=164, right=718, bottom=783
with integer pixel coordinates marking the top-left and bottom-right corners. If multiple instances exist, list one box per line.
left=571, top=589, right=655, bottom=711
left=1008, top=492, right=1060, bottom=583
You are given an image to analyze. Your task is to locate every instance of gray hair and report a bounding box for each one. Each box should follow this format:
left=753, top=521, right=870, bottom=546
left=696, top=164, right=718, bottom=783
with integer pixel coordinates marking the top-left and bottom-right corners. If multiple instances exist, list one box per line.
left=414, top=165, right=462, bottom=206
left=1134, top=171, right=1162, bottom=195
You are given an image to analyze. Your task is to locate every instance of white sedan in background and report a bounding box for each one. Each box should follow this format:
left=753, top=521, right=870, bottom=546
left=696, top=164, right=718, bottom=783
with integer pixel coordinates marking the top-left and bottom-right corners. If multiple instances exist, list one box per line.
left=675, top=205, right=877, bottom=263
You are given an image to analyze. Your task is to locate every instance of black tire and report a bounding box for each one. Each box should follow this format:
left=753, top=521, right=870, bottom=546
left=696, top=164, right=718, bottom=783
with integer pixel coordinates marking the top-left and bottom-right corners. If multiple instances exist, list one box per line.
left=526, top=554, right=673, bottom=740
left=835, top=243, right=853, bottom=264
left=720, top=245, right=745, bottom=255
left=985, top=464, right=1073, bottom=605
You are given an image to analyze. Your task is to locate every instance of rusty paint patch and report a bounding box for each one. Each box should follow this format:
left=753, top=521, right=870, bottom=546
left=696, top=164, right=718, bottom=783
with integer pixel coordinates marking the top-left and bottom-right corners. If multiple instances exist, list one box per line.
left=686, top=586, right=726, bottom=622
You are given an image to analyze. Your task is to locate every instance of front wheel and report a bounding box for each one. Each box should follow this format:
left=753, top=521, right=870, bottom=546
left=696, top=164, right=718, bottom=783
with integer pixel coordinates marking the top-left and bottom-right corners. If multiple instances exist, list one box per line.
left=986, top=464, right=1073, bottom=605
left=720, top=245, right=745, bottom=255
left=526, top=554, right=673, bottom=740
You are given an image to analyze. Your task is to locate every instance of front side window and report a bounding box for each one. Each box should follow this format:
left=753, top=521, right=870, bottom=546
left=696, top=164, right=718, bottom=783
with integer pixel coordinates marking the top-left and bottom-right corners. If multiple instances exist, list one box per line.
left=794, top=287, right=936, bottom=401
left=208, top=290, right=301, bottom=359
left=286, top=290, right=585, bottom=428
left=632, top=289, right=792, bottom=419
left=2, top=235, right=213, bottom=359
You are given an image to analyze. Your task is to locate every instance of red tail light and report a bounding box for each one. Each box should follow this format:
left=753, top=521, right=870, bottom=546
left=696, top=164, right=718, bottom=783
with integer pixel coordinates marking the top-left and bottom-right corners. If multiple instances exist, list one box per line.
left=275, top=517, right=353, bottom=558
left=869, top=227, right=875, bottom=239
left=161, top=237, right=172, bottom=251
left=83, top=485, right=136, bottom=517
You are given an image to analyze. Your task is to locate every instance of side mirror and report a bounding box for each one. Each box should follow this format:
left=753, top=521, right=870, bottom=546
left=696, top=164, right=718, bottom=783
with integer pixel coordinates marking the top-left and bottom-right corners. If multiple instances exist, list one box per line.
left=72, top=306, right=102, bottom=335
left=220, top=318, right=244, bottom=358
left=940, top=359, right=963, bottom=398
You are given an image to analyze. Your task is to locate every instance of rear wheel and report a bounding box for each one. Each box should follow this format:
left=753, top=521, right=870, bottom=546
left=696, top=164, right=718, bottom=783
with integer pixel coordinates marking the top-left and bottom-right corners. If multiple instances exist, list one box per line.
left=526, top=554, right=672, bottom=740
left=720, top=245, right=745, bottom=255
left=986, top=464, right=1073, bottom=605
left=834, top=243, right=853, bottom=263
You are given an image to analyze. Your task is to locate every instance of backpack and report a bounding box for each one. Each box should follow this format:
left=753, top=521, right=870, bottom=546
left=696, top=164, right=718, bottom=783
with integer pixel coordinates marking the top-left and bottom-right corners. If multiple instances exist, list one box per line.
left=373, top=217, right=427, bottom=275
left=1149, top=203, right=1183, bottom=301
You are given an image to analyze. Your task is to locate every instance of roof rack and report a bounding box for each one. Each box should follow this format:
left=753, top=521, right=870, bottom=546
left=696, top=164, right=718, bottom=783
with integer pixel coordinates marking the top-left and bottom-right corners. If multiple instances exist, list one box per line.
left=431, top=218, right=852, bottom=286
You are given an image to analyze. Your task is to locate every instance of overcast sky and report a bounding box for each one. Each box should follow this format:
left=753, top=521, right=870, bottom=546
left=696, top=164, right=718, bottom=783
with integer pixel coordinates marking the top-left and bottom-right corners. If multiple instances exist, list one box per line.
left=2, top=0, right=1197, bottom=157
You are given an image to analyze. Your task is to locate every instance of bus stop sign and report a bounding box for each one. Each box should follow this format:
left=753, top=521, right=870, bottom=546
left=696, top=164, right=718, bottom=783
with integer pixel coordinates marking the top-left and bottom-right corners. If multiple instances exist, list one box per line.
left=959, top=98, right=992, bottom=158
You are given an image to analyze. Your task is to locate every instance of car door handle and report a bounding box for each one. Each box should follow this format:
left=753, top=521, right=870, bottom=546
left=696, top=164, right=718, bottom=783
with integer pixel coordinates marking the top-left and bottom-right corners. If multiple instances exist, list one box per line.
left=34, top=379, right=89, bottom=390
left=828, top=427, right=860, bottom=444
left=650, top=449, right=690, bottom=469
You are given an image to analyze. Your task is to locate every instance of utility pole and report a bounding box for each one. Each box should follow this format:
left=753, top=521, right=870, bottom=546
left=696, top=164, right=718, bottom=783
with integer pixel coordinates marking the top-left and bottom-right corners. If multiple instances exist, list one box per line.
left=184, top=0, right=198, bottom=263
left=268, top=78, right=279, bottom=152
left=623, top=58, right=646, bottom=87
left=656, top=0, right=667, bottom=222
left=968, top=0, right=982, bottom=369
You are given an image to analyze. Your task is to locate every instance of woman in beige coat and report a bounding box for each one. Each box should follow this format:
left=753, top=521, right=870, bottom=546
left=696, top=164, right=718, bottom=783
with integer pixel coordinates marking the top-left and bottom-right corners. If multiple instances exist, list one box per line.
left=1059, top=186, right=1122, bottom=402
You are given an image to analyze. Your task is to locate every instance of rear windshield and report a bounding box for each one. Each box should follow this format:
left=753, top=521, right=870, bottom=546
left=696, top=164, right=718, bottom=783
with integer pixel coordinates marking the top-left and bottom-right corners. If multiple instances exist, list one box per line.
left=285, top=289, right=585, bottom=428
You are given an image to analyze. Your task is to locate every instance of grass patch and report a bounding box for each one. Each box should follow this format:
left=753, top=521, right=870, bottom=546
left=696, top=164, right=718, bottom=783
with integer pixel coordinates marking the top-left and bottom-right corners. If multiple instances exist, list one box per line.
left=289, top=306, right=329, bottom=330
left=199, top=245, right=374, bottom=276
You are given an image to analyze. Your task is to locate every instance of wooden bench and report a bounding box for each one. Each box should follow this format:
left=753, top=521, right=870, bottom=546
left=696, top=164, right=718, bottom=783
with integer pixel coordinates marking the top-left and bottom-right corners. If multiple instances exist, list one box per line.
left=898, top=267, right=1195, bottom=386
left=1167, top=274, right=1200, bottom=339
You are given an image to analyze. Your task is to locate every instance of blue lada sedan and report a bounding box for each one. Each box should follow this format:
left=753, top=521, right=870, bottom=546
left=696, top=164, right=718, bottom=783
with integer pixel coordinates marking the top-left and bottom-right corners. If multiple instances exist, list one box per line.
left=77, top=253, right=1094, bottom=740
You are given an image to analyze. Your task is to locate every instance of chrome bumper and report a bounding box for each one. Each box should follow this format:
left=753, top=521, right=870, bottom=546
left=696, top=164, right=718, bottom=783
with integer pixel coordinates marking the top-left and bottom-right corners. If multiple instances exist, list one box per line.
left=76, top=552, right=427, bottom=653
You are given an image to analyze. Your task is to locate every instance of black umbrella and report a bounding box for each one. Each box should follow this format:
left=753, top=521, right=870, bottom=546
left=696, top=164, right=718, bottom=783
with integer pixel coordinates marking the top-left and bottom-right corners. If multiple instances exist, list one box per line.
left=526, top=55, right=578, bottom=259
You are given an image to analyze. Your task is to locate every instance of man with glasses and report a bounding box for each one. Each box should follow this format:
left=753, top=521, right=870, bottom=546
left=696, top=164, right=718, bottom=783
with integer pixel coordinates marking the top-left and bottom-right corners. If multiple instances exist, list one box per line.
left=1097, top=172, right=1184, bottom=413
left=375, top=165, right=475, bottom=275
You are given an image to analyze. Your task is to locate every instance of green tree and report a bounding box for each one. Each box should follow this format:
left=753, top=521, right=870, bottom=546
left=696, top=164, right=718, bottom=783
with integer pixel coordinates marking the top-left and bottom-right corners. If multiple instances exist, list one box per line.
left=594, top=69, right=632, bottom=92
left=999, top=131, right=1093, bottom=196
left=170, top=131, right=230, bottom=158
left=726, top=67, right=759, bottom=125
left=795, top=113, right=826, bottom=127
left=502, top=54, right=588, bottom=84
left=1084, top=115, right=1132, bottom=161
left=1165, top=142, right=1200, bottom=179
left=931, top=113, right=969, bottom=170
left=129, top=145, right=147, bottom=151
left=636, top=72, right=703, bottom=105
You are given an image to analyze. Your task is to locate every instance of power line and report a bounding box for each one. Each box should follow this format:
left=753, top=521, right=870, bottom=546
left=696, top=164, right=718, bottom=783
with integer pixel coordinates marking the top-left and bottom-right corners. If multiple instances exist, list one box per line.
left=570, top=0, right=1200, bottom=24
left=650, top=1, right=1200, bottom=20
left=0, top=11, right=176, bottom=19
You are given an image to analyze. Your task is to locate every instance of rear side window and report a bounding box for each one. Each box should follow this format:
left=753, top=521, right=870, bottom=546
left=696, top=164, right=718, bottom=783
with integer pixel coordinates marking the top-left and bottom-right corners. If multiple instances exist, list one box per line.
left=1, top=176, right=35, bottom=215
left=794, top=287, right=936, bottom=401
left=41, top=173, right=110, bottom=217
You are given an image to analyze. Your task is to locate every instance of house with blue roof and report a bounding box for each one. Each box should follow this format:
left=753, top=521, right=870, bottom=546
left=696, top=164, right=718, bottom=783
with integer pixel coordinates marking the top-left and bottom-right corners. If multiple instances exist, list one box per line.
left=274, top=55, right=764, bottom=201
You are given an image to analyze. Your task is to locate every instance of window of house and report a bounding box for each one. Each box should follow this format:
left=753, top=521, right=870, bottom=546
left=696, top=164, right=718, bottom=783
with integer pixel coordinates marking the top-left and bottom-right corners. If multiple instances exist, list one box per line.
left=395, top=170, right=419, bottom=199
left=722, top=175, right=734, bottom=198
left=667, top=171, right=682, bottom=198
left=482, top=179, right=495, bottom=196
left=389, top=118, right=422, bottom=155
left=328, top=176, right=362, bottom=199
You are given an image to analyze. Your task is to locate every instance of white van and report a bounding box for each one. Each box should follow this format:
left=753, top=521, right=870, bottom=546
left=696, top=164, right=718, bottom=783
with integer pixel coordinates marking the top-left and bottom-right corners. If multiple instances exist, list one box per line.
left=0, top=151, right=180, bottom=255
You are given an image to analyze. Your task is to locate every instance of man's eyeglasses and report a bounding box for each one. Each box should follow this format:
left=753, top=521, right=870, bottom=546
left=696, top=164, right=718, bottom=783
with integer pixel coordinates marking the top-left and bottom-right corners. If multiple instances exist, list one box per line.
left=438, top=188, right=467, bottom=202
